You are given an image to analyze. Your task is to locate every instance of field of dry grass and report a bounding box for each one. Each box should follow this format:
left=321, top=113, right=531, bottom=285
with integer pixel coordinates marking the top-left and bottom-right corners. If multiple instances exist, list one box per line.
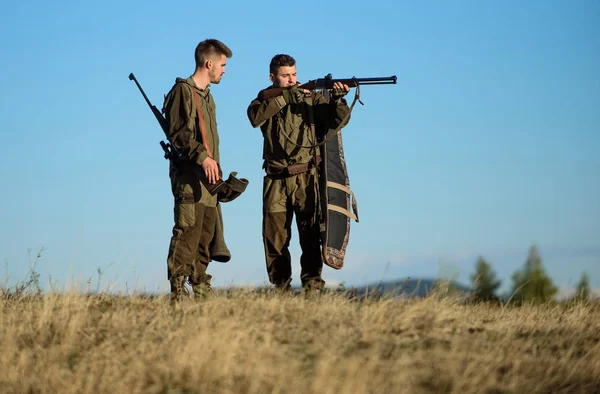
left=1, top=288, right=599, bottom=394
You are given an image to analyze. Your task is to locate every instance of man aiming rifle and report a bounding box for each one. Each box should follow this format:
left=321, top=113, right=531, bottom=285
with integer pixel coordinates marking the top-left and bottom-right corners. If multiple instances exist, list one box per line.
left=247, top=53, right=396, bottom=294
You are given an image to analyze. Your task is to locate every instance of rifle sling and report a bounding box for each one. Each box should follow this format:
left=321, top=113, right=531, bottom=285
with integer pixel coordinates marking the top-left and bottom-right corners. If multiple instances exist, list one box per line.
left=192, top=89, right=213, bottom=159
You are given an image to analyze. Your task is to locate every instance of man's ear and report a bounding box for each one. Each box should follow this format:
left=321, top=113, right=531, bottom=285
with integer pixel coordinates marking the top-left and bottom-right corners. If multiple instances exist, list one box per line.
left=269, top=73, right=275, bottom=83
left=206, top=59, right=213, bottom=70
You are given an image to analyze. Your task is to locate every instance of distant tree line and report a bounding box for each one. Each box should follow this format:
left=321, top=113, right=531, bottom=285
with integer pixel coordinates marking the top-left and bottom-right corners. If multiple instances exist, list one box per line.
left=469, top=244, right=594, bottom=304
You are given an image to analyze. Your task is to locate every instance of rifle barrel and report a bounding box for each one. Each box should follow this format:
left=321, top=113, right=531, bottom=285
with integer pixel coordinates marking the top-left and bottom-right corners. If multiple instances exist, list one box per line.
left=350, top=76, right=397, bottom=84
left=128, top=73, right=154, bottom=109
left=314, top=75, right=397, bottom=89
left=349, top=80, right=397, bottom=85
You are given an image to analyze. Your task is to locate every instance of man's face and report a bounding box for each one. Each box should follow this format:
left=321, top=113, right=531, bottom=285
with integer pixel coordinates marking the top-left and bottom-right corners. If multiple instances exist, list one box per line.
left=270, top=65, right=297, bottom=87
left=208, top=54, right=227, bottom=84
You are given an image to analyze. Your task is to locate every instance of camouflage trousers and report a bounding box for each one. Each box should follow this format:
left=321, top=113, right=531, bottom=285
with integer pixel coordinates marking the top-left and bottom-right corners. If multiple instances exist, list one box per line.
left=167, top=169, right=217, bottom=287
left=262, top=170, right=325, bottom=290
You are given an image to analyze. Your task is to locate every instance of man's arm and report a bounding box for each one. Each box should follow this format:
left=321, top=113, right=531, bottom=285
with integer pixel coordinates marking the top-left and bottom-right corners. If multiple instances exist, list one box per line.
left=163, top=83, right=210, bottom=167
left=247, top=85, right=307, bottom=128
left=246, top=92, right=288, bottom=128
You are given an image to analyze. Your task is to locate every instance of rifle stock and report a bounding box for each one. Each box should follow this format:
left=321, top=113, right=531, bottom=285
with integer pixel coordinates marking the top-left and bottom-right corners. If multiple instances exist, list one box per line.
left=260, top=75, right=397, bottom=100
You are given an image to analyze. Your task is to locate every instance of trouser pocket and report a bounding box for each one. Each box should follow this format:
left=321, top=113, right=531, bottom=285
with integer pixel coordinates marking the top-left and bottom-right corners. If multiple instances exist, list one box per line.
left=174, top=184, right=196, bottom=228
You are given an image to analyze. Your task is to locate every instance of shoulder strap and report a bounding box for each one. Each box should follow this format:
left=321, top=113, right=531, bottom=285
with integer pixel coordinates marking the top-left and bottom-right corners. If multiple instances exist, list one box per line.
left=191, top=87, right=213, bottom=159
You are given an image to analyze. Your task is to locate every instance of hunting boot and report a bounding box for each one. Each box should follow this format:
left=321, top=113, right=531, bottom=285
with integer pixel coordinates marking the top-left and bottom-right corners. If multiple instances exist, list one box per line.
left=303, top=278, right=324, bottom=299
left=170, top=276, right=188, bottom=303
left=191, top=274, right=214, bottom=300
left=304, top=287, right=321, bottom=299
left=274, top=279, right=292, bottom=295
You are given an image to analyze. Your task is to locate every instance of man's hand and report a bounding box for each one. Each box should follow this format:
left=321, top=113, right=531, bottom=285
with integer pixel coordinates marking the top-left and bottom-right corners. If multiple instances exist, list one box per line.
left=201, top=157, right=220, bottom=184
left=331, top=81, right=350, bottom=100
left=295, top=82, right=312, bottom=94
left=282, top=85, right=305, bottom=104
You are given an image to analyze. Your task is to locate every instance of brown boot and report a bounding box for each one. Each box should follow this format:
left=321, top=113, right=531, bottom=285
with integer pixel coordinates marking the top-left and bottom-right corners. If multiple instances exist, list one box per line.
left=191, top=274, right=214, bottom=300
left=274, top=279, right=292, bottom=294
left=302, top=278, right=324, bottom=299
left=170, top=276, right=189, bottom=303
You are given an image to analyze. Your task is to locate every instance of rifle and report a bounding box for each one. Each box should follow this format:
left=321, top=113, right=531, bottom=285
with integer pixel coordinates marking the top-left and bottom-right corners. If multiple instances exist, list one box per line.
left=260, top=74, right=397, bottom=100
left=128, top=72, right=224, bottom=194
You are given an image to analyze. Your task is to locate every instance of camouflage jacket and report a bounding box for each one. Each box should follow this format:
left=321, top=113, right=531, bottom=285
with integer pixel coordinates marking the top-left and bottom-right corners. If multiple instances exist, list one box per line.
left=247, top=87, right=350, bottom=168
left=162, top=76, right=220, bottom=166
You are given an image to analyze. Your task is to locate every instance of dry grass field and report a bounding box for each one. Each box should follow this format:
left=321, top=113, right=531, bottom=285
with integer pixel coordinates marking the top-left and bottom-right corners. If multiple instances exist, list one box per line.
left=1, top=287, right=599, bottom=394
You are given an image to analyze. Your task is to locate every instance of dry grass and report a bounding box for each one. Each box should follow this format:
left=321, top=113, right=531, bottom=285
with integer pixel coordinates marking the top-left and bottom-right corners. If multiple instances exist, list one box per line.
left=1, top=288, right=599, bottom=394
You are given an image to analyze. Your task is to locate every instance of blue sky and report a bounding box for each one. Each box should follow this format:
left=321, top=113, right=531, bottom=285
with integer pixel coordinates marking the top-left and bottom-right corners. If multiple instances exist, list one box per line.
left=1, top=0, right=598, bottom=295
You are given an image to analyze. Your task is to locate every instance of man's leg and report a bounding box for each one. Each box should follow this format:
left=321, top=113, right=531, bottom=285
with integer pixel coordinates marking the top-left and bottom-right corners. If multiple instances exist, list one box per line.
left=293, top=172, right=325, bottom=291
left=262, top=176, right=293, bottom=289
left=167, top=191, right=204, bottom=300
left=190, top=204, right=218, bottom=299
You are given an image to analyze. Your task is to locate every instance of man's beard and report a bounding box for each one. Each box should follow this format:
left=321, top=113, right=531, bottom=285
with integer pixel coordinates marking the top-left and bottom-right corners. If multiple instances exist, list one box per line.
left=210, top=71, right=222, bottom=84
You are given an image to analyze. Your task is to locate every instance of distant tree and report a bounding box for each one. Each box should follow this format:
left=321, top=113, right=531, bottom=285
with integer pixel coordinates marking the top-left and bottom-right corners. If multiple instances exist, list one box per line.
left=573, top=272, right=591, bottom=301
left=470, top=256, right=502, bottom=302
left=510, top=244, right=558, bottom=304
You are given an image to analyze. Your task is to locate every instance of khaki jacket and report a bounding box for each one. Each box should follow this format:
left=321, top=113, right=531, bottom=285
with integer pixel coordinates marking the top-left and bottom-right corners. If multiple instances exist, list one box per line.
left=247, top=87, right=350, bottom=168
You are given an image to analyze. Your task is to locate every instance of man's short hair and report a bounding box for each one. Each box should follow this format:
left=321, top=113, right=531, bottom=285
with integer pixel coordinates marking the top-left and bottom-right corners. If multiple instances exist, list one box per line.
left=269, top=54, right=296, bottom=75
left=195, top=39, right=233, bottom=69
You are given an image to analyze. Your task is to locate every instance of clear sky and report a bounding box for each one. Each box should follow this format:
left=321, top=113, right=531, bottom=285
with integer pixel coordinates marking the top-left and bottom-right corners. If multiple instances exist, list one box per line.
left=1, top=0, right=598, bottom=295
